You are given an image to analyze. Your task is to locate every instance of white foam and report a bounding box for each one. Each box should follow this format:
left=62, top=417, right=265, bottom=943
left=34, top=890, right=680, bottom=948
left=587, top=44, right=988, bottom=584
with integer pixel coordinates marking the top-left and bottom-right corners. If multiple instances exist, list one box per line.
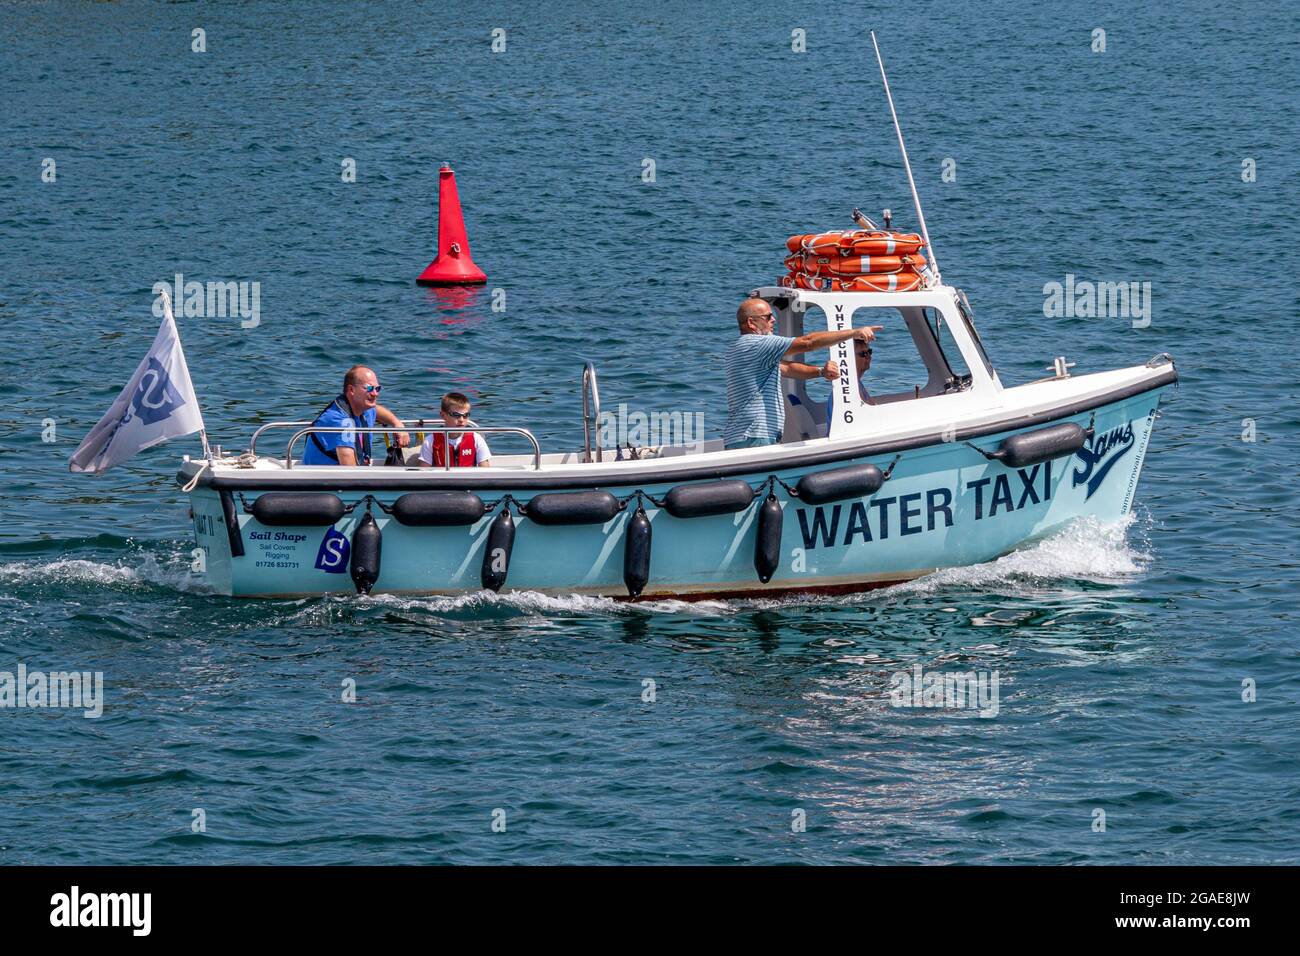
left=363, top=589, right=623, bottom=614
left=357, top=589, right=733, bottom=617
left=0, top=558, right=142, bottom=587
left=888, top=514, right=1148, bottom=596
left=0, top=550, right=213, bottom=594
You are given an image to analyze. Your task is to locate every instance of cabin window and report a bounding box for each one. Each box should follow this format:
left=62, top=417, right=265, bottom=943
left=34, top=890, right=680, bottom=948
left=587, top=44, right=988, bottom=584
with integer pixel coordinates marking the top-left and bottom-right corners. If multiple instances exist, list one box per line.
left=784, top=298, right=993, bottom=443
left=924, top=307, right=972, bottom=387
left=854, top=323, right=933, bottom=398
left=956, top=290, right=995, bottom=379
left=801, top=305, right=932, bottom=406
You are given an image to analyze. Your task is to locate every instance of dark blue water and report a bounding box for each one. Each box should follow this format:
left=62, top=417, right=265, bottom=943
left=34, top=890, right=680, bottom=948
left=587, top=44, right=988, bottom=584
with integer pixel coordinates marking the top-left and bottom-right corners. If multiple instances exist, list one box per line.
left=1, top=0, right=1297, bottom=864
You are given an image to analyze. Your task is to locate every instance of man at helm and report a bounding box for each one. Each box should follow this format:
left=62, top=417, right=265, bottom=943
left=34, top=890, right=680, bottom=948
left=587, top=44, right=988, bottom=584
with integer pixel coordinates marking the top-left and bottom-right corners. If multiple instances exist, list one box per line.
left=723, top=297, right=879, bottom=449
left=301, top=365, right=409, bottom=466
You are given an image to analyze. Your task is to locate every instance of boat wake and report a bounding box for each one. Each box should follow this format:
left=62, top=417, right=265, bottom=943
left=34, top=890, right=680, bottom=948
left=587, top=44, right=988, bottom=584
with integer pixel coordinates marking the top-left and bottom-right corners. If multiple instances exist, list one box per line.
left=887, top=513, right=1150, bottom=597
left=0, top=514, right=1149, bottom=616
left=346, top=514, right=1151, bottom=617
left=0, top=546, right=213, bottom=597
left=356, top=588, right=735, bottom=618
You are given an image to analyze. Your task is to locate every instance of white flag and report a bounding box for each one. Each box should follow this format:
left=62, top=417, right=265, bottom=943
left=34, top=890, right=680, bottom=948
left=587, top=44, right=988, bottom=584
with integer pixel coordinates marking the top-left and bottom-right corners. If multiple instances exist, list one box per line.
left=69, top=294, right=205, bottom=474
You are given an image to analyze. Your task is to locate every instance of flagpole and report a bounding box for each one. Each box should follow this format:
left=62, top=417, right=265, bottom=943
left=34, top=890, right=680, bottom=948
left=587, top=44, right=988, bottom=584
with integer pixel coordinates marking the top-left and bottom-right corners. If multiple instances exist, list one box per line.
left=160, top=287, right=211, bottom=460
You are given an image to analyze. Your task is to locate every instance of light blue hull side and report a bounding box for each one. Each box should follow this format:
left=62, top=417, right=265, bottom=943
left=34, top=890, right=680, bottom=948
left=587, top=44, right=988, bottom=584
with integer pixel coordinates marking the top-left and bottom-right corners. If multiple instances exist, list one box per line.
left=188, top=391, right=1162, bottom=599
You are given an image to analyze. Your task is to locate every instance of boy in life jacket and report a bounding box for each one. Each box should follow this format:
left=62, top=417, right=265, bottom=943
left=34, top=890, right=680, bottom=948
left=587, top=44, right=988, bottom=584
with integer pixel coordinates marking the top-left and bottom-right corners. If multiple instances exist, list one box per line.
left=418, top=392, right=492, bottom=468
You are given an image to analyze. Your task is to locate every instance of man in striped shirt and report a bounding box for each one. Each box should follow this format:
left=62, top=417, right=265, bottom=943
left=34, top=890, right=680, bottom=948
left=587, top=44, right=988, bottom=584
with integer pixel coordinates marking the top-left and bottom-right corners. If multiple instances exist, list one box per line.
left=723, top=298, right=880, bottom=450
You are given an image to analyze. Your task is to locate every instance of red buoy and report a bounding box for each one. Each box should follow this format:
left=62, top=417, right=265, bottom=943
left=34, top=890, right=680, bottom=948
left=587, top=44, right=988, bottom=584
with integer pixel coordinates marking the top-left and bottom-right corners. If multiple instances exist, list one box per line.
left=417, top=164, right=487, bottom=286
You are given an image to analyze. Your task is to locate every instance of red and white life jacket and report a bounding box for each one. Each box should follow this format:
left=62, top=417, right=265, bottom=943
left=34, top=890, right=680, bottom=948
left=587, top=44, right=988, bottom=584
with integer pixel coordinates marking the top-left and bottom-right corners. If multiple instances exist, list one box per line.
left=429, top=432, right=478, bottom=468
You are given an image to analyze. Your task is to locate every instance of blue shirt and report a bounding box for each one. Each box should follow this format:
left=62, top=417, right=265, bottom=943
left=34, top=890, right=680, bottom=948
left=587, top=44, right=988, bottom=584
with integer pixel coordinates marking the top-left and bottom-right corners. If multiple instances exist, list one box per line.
left=301, top=396, right=377, bottom=466
left=723, top=333, right=795, bottom=447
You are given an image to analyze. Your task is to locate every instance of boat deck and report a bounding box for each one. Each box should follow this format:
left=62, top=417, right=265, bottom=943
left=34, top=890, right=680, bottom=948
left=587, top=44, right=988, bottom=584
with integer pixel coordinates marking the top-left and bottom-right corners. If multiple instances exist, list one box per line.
left=182, top=361, right=1176, bottom=491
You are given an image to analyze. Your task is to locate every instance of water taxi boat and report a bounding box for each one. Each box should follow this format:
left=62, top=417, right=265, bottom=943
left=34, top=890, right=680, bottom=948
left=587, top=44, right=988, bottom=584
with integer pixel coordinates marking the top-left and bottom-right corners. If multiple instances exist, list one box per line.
left=170, top=35, right=1175, bottom=600
left=176, top=280, right=1175, bottom=599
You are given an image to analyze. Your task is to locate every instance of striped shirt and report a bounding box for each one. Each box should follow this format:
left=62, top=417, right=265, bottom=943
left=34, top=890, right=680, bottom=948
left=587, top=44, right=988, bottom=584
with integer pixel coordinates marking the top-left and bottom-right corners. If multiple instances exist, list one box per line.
left=723, top=333, right=795, bottom=447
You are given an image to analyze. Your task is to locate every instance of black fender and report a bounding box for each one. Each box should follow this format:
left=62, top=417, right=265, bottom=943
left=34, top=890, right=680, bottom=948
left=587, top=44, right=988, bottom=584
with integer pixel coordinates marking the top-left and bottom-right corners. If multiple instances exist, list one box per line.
left=480, top=508, right=515, bottom=591
left=663, top=479, right=755, bottom=518
left=990, top=422, right=1089, bottom=469
left=524, top=490, right=621, bottom=525
left=251, top=493, right=346, bottom=527
left=795, top=463, right=885, bottom=505
left=349, top=511, right=382, bottom=595
left=623, top=507, right=652, bottom=598
left=390, top=491, right=486, bottom=526
left=754, top=494, right=783, bottom=583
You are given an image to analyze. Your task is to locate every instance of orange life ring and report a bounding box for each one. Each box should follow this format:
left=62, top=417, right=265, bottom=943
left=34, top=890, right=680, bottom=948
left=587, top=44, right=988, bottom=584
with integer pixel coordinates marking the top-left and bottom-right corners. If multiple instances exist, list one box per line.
left=841, top=233, right=925, bottom=256
left=780, top=271, right=925, bottom=293
left=786, top=230, right=925, bottom=257
left=783, top=252, right=928, bottom=277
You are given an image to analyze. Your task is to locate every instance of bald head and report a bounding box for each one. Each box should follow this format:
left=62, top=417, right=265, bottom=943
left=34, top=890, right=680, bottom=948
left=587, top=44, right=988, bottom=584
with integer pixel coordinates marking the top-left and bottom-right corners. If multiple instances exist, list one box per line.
left=343, top=365, right=374, bottom=392
left=736, top=297, right=775, bottom=334
left=342, top=365, right=380, bottom=416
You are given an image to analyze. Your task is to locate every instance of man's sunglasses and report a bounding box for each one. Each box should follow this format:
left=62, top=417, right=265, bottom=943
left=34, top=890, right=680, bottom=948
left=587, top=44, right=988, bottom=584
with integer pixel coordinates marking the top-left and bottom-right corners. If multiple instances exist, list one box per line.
left=444, top=409, right=470, bottom=420
left=360, top=384, right=382, bottom=394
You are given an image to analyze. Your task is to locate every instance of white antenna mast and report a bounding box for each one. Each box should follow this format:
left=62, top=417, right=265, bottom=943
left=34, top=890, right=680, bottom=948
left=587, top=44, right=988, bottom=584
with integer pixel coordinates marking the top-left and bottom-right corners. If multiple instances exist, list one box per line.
left=870, top=30, right=941, bottom=285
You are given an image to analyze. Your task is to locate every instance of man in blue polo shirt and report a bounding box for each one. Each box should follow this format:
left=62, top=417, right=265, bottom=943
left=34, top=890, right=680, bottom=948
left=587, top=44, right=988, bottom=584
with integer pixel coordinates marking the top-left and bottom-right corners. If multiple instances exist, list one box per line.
left=301, top=365, right=409, bottom=466
left=723, top=298, right=880, bottom=449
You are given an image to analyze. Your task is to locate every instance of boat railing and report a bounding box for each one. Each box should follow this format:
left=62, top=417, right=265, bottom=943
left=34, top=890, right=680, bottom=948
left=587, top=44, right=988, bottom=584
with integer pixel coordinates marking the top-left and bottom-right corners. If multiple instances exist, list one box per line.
left=582, top=361, right=602, bottom=463
left=250, top=421, right=313, bottom=458
left=248, top=423, right=542, bottom=470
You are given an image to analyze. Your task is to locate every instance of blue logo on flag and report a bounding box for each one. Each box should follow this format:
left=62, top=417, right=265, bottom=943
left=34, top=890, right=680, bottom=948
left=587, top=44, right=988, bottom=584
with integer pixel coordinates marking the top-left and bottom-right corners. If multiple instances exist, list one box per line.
left=314, top=527, right=350, bottom=573
left=122, top=357, right=185, bottom=426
